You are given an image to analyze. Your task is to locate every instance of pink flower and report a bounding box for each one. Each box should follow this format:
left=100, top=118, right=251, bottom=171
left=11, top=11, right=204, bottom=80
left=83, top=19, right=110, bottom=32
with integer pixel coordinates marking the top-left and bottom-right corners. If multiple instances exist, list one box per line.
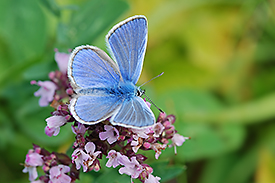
left=145, top=174, right=161, bottom=183
left=119, top=156, right=143, bottom=179
left=106, top=150, right=123, bottom=168
left=49, top=165, right=71, bottom=183
left=72, top=123, right=86, bottom=148
left=72, top=142, right=101, bottom=172
left=22, top=167, right=39, bottom=181
left=22, top=150, right=43, bottom=181
left=171, top=134, right=187, bottom=146
left=71, top=122, right=88, bottom=135
left=89, top=159, right=101, bottom=172
left=166, top=114, right=176, bottom=124
left=45, top=115, right=67, bottom=136
left=72, top=148, right=90, bottom=172
left=171, top=134, right=189, bottom=154
left=131, top=127, right=151, bottom=139
left=33, top=81, right=57, bottom=107
left=143, top=142, right=151, bottom=149
left=99, top=125, right=119, bottom=144
left=31, top=180, right=44, bottom=183
left=131, top=135, right=143, bottom=153
left=140, top=164, right=153, bottom=178
left=151, top=143, right=166, bottom=159
left=25, top=150, right=43, bottom=166
left=152, top=122, right=165, bottom=137
left=54, top=50, right=70, bottom=73
left=45, top=126, right=58, bottom=137
left=85, top=142, right=101, bottom=160
left=157, top=112, right=166, bottom=122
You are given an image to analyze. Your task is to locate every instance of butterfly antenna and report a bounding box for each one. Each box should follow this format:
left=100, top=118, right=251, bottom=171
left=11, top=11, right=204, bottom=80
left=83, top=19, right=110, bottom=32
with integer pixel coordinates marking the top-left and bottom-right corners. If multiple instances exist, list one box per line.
left=142, top=93, right=164, bottom=113
left=139, top=72, right=164, bottom=88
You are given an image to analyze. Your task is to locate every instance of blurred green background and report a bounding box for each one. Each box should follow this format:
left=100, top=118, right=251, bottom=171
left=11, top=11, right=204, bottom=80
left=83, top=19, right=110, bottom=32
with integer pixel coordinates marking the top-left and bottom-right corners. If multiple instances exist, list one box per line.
left=1, top=0, right=275, bottom=182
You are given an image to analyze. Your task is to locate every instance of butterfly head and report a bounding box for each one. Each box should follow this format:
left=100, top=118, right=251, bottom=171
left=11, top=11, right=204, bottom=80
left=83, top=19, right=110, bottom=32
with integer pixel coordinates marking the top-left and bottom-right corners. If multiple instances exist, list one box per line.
left=136, top=88, right=145, bottom=97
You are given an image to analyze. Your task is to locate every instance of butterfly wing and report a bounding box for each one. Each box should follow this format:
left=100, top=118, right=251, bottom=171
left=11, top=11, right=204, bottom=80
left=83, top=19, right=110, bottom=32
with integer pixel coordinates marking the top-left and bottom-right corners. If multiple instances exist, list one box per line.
left=68, top=45, right=123, bottom=124
left=106, top=15, right=147, bottom=84
left=106, top=15, right=156, bottom=128
left=68, top=45, right=122, bottom=90
left=70, top=94, right=123, bottom=125
left=110, top=96, right=155, bottom=128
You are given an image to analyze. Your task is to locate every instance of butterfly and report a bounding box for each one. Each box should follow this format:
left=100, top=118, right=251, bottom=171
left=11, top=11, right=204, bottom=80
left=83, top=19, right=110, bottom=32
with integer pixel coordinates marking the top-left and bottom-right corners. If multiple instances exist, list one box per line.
left=67, top=15, right=156, bottom=128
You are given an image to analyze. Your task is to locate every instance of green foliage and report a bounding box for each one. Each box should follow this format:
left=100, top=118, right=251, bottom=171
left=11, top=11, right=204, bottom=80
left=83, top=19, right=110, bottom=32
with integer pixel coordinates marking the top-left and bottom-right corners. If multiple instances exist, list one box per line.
left=150, top=161, right=186, bottom=182
left=0, top=0, right=129, bottom=182
left=1, top=0, right=275, bottom=182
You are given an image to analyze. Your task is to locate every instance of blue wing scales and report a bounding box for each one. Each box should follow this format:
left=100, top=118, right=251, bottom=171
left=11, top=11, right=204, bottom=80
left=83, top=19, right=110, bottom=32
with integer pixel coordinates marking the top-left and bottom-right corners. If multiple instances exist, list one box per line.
left=70, top=94, right=123, bottom=125
left=106, top=15, right=147, bottom=84
left=68, top=45, right=121, bottom=90
left=110, top=96, right=155, bottom=128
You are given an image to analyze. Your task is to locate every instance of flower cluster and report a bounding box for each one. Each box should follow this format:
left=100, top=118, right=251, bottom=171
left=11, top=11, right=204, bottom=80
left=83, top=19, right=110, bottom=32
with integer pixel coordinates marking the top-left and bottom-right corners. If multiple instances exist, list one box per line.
left=22, top=144, right=79, bottom=183
left=23, top=50, right=189, bottom=183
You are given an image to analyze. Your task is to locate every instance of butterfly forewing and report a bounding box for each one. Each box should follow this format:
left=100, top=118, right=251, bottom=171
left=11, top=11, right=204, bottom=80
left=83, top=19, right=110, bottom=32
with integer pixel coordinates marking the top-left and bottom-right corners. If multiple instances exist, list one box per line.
left=106, top=15, right=148, bottom=84
left=68, top=45, right=121, bottom=90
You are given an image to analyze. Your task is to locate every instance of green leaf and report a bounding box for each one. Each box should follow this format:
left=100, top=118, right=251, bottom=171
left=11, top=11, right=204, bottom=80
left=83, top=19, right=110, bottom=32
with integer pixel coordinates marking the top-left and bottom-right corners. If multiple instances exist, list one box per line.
left=182, top=92, right=275, bottom=125
left=224, top=147, right=258, bottom=183
left=57, top=0, right=129, bottom=48
left=0, top=0, right=47, bottom=62
left=157, top=90, right=245, bottom=161
left=150, top=161, right=186, bottom=182
left=0, top=56, right=42, bottom=88
left=94, top=168, right=130, bottom=183
left=198, top=154, right=238, bottom=183
left=39, top=0, right=61, bottom=17
left=0, top=0, right=47, bottom=88
left=23, top=58, right=57, bottom=80
left=0, top=106, right=14, bottom=149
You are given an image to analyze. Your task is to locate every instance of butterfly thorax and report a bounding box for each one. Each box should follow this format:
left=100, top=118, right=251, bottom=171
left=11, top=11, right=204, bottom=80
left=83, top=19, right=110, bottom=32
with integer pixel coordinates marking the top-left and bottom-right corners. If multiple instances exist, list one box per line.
left=112, top=81, right=139, bottom=100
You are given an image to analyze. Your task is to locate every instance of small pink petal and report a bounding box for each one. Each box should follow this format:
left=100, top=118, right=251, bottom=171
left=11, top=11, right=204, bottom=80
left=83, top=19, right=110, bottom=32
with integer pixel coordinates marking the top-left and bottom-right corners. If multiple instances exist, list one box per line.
left=34, top=81, right=57, bottom=107
left=145, top=174, right=161, bottom=183
left=85, top=142, right=96, bottom=154
left=55, top=51, right=70, bottom=73
left=46, top=115, right=67, bottom=128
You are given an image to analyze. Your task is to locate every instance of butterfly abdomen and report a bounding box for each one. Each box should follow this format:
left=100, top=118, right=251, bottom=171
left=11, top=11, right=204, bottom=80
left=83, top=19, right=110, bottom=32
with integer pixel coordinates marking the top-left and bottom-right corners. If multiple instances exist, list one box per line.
left=78, top=81, right=137, bottom=100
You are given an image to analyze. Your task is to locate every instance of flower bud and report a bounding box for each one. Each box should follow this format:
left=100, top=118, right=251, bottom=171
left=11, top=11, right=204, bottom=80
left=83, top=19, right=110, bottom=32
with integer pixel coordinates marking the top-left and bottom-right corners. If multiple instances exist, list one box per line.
left=143, top=142, right=151, bottom=149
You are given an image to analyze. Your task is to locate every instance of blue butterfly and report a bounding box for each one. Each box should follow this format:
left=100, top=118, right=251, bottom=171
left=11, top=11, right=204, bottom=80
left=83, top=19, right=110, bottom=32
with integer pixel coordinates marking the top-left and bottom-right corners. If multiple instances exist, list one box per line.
left=67, top=15, right=156, bottom=128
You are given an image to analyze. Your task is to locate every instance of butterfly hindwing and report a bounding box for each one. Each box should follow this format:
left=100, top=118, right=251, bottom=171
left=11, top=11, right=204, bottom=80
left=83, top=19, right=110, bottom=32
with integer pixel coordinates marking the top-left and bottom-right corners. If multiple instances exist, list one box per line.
left=110, top=96, right=155, bottom=128
left=70, top=93, right=123, bottom=125
left=106, top=15, right=147, bottom=84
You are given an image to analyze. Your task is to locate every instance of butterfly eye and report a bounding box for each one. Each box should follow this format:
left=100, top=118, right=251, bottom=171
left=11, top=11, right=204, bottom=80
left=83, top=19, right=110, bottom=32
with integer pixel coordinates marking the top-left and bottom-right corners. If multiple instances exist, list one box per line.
left=136, top=89, right=140, bottom=96
left=136, top=89, right=145, bottom=97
